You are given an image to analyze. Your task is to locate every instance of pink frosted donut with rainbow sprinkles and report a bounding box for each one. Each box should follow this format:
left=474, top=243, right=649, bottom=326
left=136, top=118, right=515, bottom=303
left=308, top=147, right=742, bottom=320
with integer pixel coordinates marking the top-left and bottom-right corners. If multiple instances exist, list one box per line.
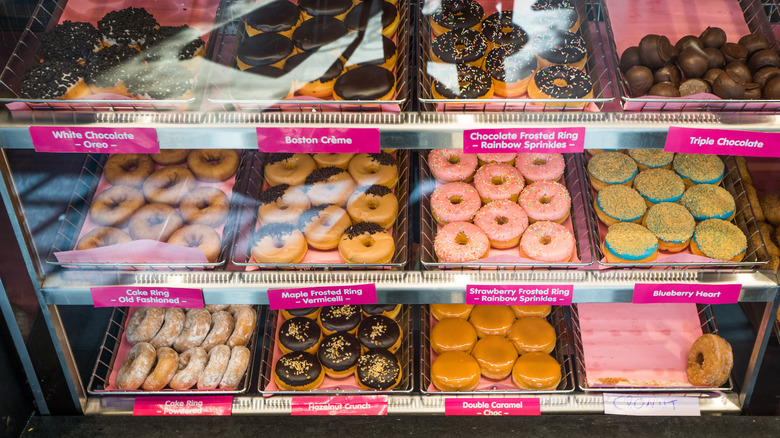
left=430, top=182, right=481, bottom=225
left=519, top=221, right=575, bottom=263
left=477, top=153, right=517, bottom=166
left=515, top=153, right=566, bottom=183
left=518, top=181, right=571, bottom=224
left=428, top=149, right=478, bottom=183
left=473, top=200, right=528, bottom=249
left=473, top=163, right=525, bottom=204
left=434, top=222, right=490, bottom=262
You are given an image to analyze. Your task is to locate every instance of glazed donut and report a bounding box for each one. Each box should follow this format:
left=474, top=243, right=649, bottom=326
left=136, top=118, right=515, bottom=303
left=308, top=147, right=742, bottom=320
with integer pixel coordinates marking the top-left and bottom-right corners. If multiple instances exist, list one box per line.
left=602, top=222, right=659, bottom=263
left=264, top=153, right=317, bottom=187
left=299, top=205, right=353, bottom=250
left=274, top=351, right=324, bottom=391
left=252, top=223, right=308, bottom=264
left=347, top=153, right=398, bottom=189
left=89, top=185, right=145, bottom=227
left=431, top=317, right=478, bottom=354
left=686, top=333, right=733, bottom=387
left=594, top=184, right=646, bottom=226
left=200, top=310, right=235, bottom=352
left=142, top=166, right=197, bottom=206
left=173, top=309, right=212, bottom=353
left=431, top=28, right=488, bottom=67
left=142, top=347, right=179, bottom=391
left=219, top=346, right=251, bottom=390
left=313, top=153, right=354, bottom=169
left=150, top=149, right=190, bottom=166
left=691, top=219, right=746, bottom=262
left=511, top=352, right=561, bottom=390
left=167, top=224, right=222, bottom=263
left=125, top=307, right=165, bottom=345
left=429, top=0, right=484, bottom=36
left=432, top=63, right=494, bottom=99
left=430, top=182, right=481, bottom=225
left=187, top=149, right=240, bottom=182
left=469, top=305, right=515, bottom=338
left=519, top=180, right=571, bottom=223
left=356, top=348, right=402, bottom=390
left=304, top=167, right=357, bottom=207
left=338, top=222, right=395, bottom=264
left=434, top=222, right=489, bottom=262
left=430, top=304, right=474, bottom=320
left=179, top=187, right=229, bottom=227
left=168, top=347, right=208, bottom=390
left=473, top=200, right=528, bottom=249
left=116, top=342, right=156, bottom=390
left=347, top=185, right=399, bottom=229
left=128, top=203, right=183, bottom=241
left=431, top=351, right=481, bottom=391
left=485, top=44, right=537, bottom=97
left=482, top=11, right=528, bottom=47
left=519, top=221, right=575, bottom=262
left=472, top=335, right=518, bottom=380
left=473, top=163, right=524, bottom=204
left=227, top=305, right=257, bottom=348
left=527, top=65, right=593, bottom=103
left=149, top=308, right=186, bottom=349
left=515, top=153, right=566, bottom=184
left=507, top=317, right=557, bottom=355
left=510, top=305, right=551, bottom=318
left=104, top=154, right=155, bottom=188
left=532, top=29, right=587, bottom=70
left=197, top=344, right=231, bottom=389
left=279, top=317, right=322, bottom=354
left=257, top=184, right=310, bottom=226
left=428, top=149, right=478, bottom=183
left=75, top=227, right=131, bottom=250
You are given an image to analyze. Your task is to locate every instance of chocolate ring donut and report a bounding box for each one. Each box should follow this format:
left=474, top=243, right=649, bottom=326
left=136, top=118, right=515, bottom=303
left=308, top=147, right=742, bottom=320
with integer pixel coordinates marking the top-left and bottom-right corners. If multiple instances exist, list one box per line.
left=482, top=11, right=528, bottom=47
left=431, top=63, right=493, bottom=99
left=528, top=64, right=592, bottom=99
left=485, top=45, right=537, bottom=97
left=431, top=28, right=488, bottom=65
left=430, top=0, right=484, bottom=34
left=532, top=29, right=587, bottom=69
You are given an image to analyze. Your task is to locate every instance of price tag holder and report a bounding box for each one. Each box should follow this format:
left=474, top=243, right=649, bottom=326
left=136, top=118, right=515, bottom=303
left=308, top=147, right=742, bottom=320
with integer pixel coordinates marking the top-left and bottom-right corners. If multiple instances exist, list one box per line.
left=463, top=128, right=585, bottom=154
left=603, top=394, right=700, bottom=416
left=29, top=126, right=159, bottom=153
left=90, top=286, right=204, bottom=308
left=257, top=127, right=380, bottom=153
left=466, top=285, right=573, bottom=306
left=664, top=126, right=780, bottom=157
left=133, top=396, right=233, bottom=416
left=291, top=395, right=388, bottom=415
left=633, top=283, right=741, bottom=304
left=445, top=398, right=541, bottom=416
left=267, top=283, right=377, bottom=310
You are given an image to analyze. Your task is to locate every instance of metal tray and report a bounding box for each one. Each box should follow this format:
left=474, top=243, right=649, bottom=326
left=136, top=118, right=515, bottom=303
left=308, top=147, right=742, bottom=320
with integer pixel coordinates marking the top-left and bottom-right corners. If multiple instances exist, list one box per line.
left=419, top=305, right=575, bottom=394
left=571, top=303, right=735, bottom=393
left=420, top=152, right=596, bottom=270
left=45, top=151, right=250, bottom=270
left=417, top=0, right=617, bottom=112
left=258, top=305, right=414, bottom=395
left=232, top=151, right=410, bottom=270
left=87, top=305, right=262, bottom=395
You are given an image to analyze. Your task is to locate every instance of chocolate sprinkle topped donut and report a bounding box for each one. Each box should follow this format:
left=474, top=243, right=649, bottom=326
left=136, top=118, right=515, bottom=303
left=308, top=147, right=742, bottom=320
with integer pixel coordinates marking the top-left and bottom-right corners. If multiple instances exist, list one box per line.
left=275, top=351, right=322, bottom=388
left=265, top=153, right=295, bottom=166
left=367, top=152, right=396, bottom=166
left=125, top=61, right=194, bottom=99
left=356, top=348, right=401, bottom=390
left=20, top=61, right=84, bottom=99
left=318, top=332, right=360, bottom=372
left=432, top=28, right=487, bottom=64
left=258, top=184, right=292, bottom=205
left=97, top=7, right=159, bottom=46
left=298, top=205, right=331, bottom=228
left=41, top=21, right=101, bottom=62
left=255, top=223, right=299, bottom=241
left=431, top=0, right=484, bottom=31
left=305, top=166, right=347, bottom=185
left=360, top=184, right=393, bottom=197
left=532, top=30, right=586, bottom=66
left=83, top=45, right=138, bottom=87
left=343, top=222, right=385, bottom=239
left=482, top=11, right=528, bottom=46
left=143, top=25, right=205, bottom=61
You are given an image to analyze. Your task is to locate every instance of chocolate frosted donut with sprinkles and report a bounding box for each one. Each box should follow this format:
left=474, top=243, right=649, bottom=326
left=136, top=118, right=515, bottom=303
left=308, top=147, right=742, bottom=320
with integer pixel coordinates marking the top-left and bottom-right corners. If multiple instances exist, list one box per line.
left=485, top=45, right=537, bottom=97
left=643, top=202, right=695, bottom=252
left=530, top=0, right=580, bottom=32
left=20, top=61, right=89, bottom=99
left=278, top=316, right=322, bottom=354
left=603, top=222, right=659, bottom=263
left=356, top=348, right=402, bottom=390
left=274, top=351, right=324, bottom=390
left=482, top=11, right=528, bottom=47
left=97, top=7, right=158, bottom=47
left=527, top=65, right=592, bottom=103
left=83, top=45, right=137, bottom=93
left=432, top=64, right=494, bottom=99
left=318, top=332, right=361, bottom=378
left=357, top=315, right=402, bottom=352
left=430, top=0, right=485, bottom=35
left=532, top=30, right=587, bottom=69
left=431, top=28, right=488, bottom=66
left=691, top=219, right=746, bottom=261
left=125, top=62, right=194, bottom=100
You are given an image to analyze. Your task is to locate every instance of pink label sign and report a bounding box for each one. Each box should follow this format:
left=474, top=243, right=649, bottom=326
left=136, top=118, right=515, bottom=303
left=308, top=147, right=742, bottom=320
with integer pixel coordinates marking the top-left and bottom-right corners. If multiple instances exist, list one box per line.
left=29, top=126, right=159, bottom=153
left=664, top=126, right=780, bottom=157
left=291, top=396, right=388, bottom=416
left=466, top=285, right=573, bottom=306
left=267, top=283, right=377, bottom=310
left=445, top=398, right=541, bottom=416
left=633, top=283, right=741, bottom=304
left=133, top=396, right=232, bottom=416
left=463, top=128, right=585, bottom=154
left=257, top=127, right=380, bottom=153
left=90, top=286, right=204, bottom=308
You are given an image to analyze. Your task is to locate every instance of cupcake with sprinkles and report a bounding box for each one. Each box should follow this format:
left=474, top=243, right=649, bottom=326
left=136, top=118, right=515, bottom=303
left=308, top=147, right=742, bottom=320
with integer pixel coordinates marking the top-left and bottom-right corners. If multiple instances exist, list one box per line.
left=691, top=219, right=747, bottom=262
left=680, top=184, right=736, bottom=221
left=643, top=202, right=695, bottom=252
left=673, top=153, right=725, bottom=187
left=633, top=168, right=685, bottom=207
left=626, top=149, right=675, bottom=171
left=594, top=184, right=647, bottom=226
left=40, top=21, right=102, bottom=63
left=587, top=151, right=638, bottom=192
left=603, top=222, right=659, bottom=263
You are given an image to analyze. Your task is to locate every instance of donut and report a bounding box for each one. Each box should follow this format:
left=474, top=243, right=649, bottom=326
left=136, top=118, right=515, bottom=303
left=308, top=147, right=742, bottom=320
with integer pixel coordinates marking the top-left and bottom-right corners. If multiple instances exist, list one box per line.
left=98, top=7, right=157, bottom=47
left=103, top=154, right=155, bottom=188
left=594, top=184, right=647, bottom=226
left=236, top=32, right=294, bottom=70
left=205, top=305, right=230, bottom=313
left=244, top=0, right=300, bottom=37
left=473, top=163, right=524, bottom=204
left=173, top=309, right=212, bottom=353
left=602, top=222, right=659, bottom=263
left=626, top=149, right=674, bottom=171
left=142, top=347, right=178, bottom=391
left=473, top=200, right=528, bottom=249
left=686, top=334, right=733, bottom=387
left=482, top=11, right=528, bottom=47
left=81, top=44, right=132, bottom=93
left=167, top=225, right=222, bottom=263
left=298, top=0, right=351, bottom=19
left=476, top=153, right=516, bottom=166
left=431, top=351, right=481, bottom=391
left=519, top=221, right=575, bottom=262
left=143, top=25, right=205, bottom=67
left=257, top=184, right=310, bottom=226
left=673, top=153, right=725, bottom=187
left=313, top=153, right=354, bottom=169
left=531, top=0, right=580, bottom=32
left=515, top=153, right=566, bottom=184
left=430, top=304, right=474, bottom=320
left=428, top=149, right=478, bottom=183
left=430, top=182, right=481, bottom=225
left=274, top=351, right=324, bottom=391
left=264, top=153, right=317, bottom=187
left=527, top=65, right=593, bottom=104
left=342, top=34, right=397, bottom=70
left=219, top=346, right=251, bottom=390
left=41, top=21, right=101, bottom=63
left=278, top=316, right=322, bottom=354
left=431, top=63, right=494, bottom=99
left=511, top=352, right=561, bottom=390
left=128, top=203, right=183, bottom=241
left=472, top=336, right=518, bottom=380
left=19, top=60, right=91, bottom=100
left=197, top=344, right=231, bottom=389
left=507, top=317, right=556, bottom=355
left=760, top=193, right=780, bottom=226
left=633, top=168, right=685, bottom=206
left=284, top=52, right=345, bottom=98
left=200, top=310, right=235, bottom=352
left=680, top=184, right=736, bottom=221
left=434, top=222, right=489, bottom=262
left=332, top=65, right=396, bottom=101
left=281, top=307, right=321, bottom=320
left=343, top=0, right=399, bottom=38
left=187, top=149, right=240, bottom=182
left=358, top=315, right=402, bottom=353
left=227, top=305, right=249, bottom=315
left=75, top=227, right=131, bottom=250
left=318, top=332, right=360, bottom=378
left=743, top=184, right=764, bottom=222
left=531, top=29, right=587, bottom=70
left=149, top=308, right=186, bottom=349
left=469, top=305, right=515, bottom=338
left=338, top=222, right=395, bottom=264
left=356, top=348, right=402, bottom=390
left=431, top=317, right=478, bottom=354
left=347, top=153, right=398, bottom=189
left=691, top=219, right=747, bottom=262
left=734, top=156, right=754, bottom=186
left=361, top=304, right=401, bottom=319
left=168, top=347, right=208, bottom=390
left=179, top=187, right=229, bottom=227
left=318, top=305, right=361, bottom=335
left=142, top=166, right=197, bottom=206
left=304, top=167, right=357, bottom=207
left=347, top=185, right=398, bottom=229
left=587, top=151, right=638, bottom=191
left=429, top=0, right=484, bottom=36
left=89, top=186, right=145, bottom=227
left=510, top=305, right=551, bottom=318
left=125, top=62, right=195, bottom=100
left=252, top=223, right=308, bottom=264
left=116, top=342, right=156, bottom=390
left=233, top=65, right=294, bottom=100
left=299, top=205, right=352, bottom=250
left=643, top=202, right=695, bottom=252
left=125, top=307, right=165, bottom=345
left=227, top=305, right=257, bottom=348
left=150, top=149, right=190, bottom=166
left=758, top=222, right=780, bottom=257
left=519, top=180, right=571, bottom=224
left=431, top=28, right=488, bottom=67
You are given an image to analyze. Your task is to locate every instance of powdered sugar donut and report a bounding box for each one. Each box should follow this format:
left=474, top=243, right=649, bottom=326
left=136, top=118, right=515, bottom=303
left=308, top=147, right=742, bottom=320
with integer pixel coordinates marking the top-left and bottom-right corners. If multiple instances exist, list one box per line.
left=515, top=153, right=565, bottom=183
left=428, top=149, right=478, bottom=183
left=116, top=342, right=156, bottom=390
left=197, top=344, right=230, bottom=389
left=473, top=200, right=528, bottom=249
left=173, top=309, right=212, bottom=353
left=169, top=347, right=208, bottom=390
left=430, top=182, right=481, bottom=225
left=125, top=307, right=165, bottom=345
left=519, top=221, right=574, bottom=262
left=518, top=181, right=571, bottom=223
left=473, top=163, right=525, bottom=204
left=434, top=222, right=490, bottom=262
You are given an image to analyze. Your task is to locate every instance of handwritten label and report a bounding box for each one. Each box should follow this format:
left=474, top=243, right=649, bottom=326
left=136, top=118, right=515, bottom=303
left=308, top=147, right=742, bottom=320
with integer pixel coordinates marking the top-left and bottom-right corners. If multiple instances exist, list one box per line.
left=267, top=283, right=377, bottom=310
left=463, top=128, right=585, bottom=154
left=29, top=127, right=159, bottom=154
left=466, top=285, right=573, bottom=305
left=257, top=127, right=380, bottom=153
left=90, top=286, right=204, bottom=308
left=603, top=394, right=700, bottom=416
left=445, top=398, right=541, bottom=416
left=133, top=396, right=233, bottom=416
left=633, top=283, right=741, bottom=304
left=664, top=127, right=780, bottom=157
left=291, top=396, right=388, bottom=415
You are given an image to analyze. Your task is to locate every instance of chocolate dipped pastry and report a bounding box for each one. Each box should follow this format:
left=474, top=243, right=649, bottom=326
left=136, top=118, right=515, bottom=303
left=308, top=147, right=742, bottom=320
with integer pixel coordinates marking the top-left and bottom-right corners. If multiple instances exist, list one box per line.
left=97, top=7, right=158, bottom=47
left=244, top=0, right=301, bottom=37
left=648, top=82, right=680, bottom=97
left=298, top=0, right=352, bottom=19
left=725, top=62, right=751, bottom=84
left=675, top=35, right=701, bottom=52
left=343, top=33, right=397, bottom=70
left=482, top=11, right=528, bottom=47
left=753, top=66, right=780, bottom=88
left=712, top=70, right=745, bottom=99
left=40, top=21, right=101, bottom=63
left=142, top=25, right=205, bottom=62
left=125, top=61, right=194, bottom=99
left=485, top=44, right=537, bottom=97
left=356, top=348, right=402, bottom=390
left=292, top=16, right=349, bottom=52
left=234, top=65, right=294, bottom=100
left=284, top=51, right=344, bottom=97
left=744, top=82, right=761, bottom=99
left=739, top=34, right=769, bottom=56
left=653, top=64, right=680, bottom=87
left=343, top=0, right=399, bottom=37
left=679, top=78, right=711, bottom=96
left=318, top=305, right=361, bottom=335
left=83, top=44, right=138, bottom=94
left=236, top=33, right=294, bottom=70
left=361, top=304, right=401, bottom=319
left=19, top=61, right=89, bottom=99
left=699, top=26, right=726, bottom=49
left=357, top=315, right=402, bottom=352
left=677, top=47, right=708, bottom=78
left=619, top=46, right=641, bottom=73
left=281, top=307, right=321, bottom=320
left=638, top=34, right=673, bottom=69
left=531, top=29, right=587, bottom=70
left=333, top=66, right=395, bottom=100
left=430, top=0, right=484, bottom=35
left=431, top=28, right=488, bottom=66
left=625, top=65, right=653, bottom=96
left=431, top=63, right=493, bottom=99
left=702, top=47, right=725, bottom=70
left=721, top=43, right=747, bottom=64
left=274, top=351, right=324, bottom=390
left=748, top=49, right=780, bottom=73
left=764, top=76, right=780, bottom=99
left=703, top=68, right=725, bottom=85
left=278, top=316, right=322, bottom=354
left=318, top=332, right=361, bottom=378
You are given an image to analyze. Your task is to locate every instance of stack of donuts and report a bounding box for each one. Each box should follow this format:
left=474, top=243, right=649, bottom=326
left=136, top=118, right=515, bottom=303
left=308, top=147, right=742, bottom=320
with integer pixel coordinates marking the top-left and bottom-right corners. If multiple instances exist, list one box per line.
left=272, top=305, right=404, bottom=391
left=115, top=305, right=256, bottom=391
left=428, top=304, right=562, bottom=391
left=76, top=149, right=239, bottom=263
left=587, top=149, right=748, bottom=263
left=428, top=150, right=575, bottom=264
left=427, top=0, right=593, bottom=103
left=251, top=152, right=400, bottom=265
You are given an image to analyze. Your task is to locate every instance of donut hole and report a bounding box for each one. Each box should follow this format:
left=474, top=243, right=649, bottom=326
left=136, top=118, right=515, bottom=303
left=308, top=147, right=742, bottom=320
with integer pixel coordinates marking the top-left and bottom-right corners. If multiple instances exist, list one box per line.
left=121, top=162, right=139, bottom=172
left=539, top=196, right=552, bottom=205
left=274, top=239, right=285, bottom=249
left=367, top=165, right=379, bottom=174
left=361, top=237, right=375, bottom=248
left=534, top=158, right=548, bottom=166
left=279, top=204, right=289, bottom=211
left=367, top=200, right=379, bottom=210
left=491, top=176, right=504, bottom=186
left=553, top=78, right=569, bottom=88
left=448, top=195, right=463, bottom=205
left=501, top=25, right=514, bottom=34
left=540, top=236, right=552, bottom=246
left=447, top=155, right=461, bottom=165
left=495, top=216, right=509, bottom=225
left=696, top=352, right=705, bottom=367
left=455, top=232, right=470, bottom=246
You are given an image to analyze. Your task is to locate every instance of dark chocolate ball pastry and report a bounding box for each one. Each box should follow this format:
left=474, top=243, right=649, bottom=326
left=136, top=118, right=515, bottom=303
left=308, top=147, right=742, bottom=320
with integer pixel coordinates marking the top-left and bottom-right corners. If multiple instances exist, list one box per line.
left=638, top=34, right=673, bottom=69
left=739, top=34, right=769, bottom=56
left=619, top=46, right=641, bottom=73
left=679, top=78, right=711, bottom=96
left=292, top=17, right=349, bottom=52
left=753, top=66, right=780, bottom=88
left=744, top=82, right=761, bottom=99
left=724, top=61, right=751, bottom=84
left=653, top=64, right=681, bottom=87
left=333, top=65, right=394, bottom=100
left=763, top=76, right=780, bottom=99
left=704, top=47, right=725, bottom=69
left=356, top=348, right=401, bottom=390
left=40, top=21, right=101, bottom=63
left=748, top=49, right=780, bottom=73
left=237, top=33, right=294, bottom=69
left=675, top=35, right=702, bottom=52
left=703, top=68, right=725, bottom=84
left=648, top=82, right=680, bottom=97
left=278, top=316, right=322, bottom=354
left=699, top=26, right=727, bottom=49
left=318, top=305, right=361, bottom=334
left=712, top=70, right=745, bottom=99
left=244, top=0, right=300, bottom=34
left=626, top=65, right=654, bottom=96
left=721, top=42, right=748, bottom=64
left=357, top=315, right=402, bottom=352
left=677, top=46, right=709, bottom=78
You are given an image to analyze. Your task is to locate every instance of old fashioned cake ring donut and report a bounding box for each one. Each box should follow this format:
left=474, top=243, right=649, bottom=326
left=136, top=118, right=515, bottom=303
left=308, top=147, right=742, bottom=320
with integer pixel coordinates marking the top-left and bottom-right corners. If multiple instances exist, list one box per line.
left=686, top=333, right=733, bottom=387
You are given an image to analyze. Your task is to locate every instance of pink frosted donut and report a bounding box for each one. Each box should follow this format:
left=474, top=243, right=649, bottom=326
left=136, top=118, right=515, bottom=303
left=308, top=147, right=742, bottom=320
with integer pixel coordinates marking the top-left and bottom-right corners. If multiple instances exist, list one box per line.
left=519, top=221, right=575, bottom=263
left=473, top=163, right=525, bottom=204
left=434, top=222, right=490, bottom=262
left=477, top=153, right=517, bottom=166
left=431, top=182, right=481, bottom=225
left=515, top=153, right=566, bottom=183
left=428, top=149, right=478, bottom=183
left=473, top=200, right=529, bottom=249
left=518, top=181, right=571, bottom=223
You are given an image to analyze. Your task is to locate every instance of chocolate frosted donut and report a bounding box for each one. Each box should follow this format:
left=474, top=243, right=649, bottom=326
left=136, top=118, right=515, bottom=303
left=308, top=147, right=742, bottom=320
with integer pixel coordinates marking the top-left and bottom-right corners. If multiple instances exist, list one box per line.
left=343, top=0, right=398, bottom=34
left=318, top=332, right=360, bottom=377
left=244, top=0, right=300, bottom=35
left=482, top=11, right=528, bottom=47
left=530, top=0, right=579, bottom=31
left=41, top=21, right=101, bottom=62
left=333, top=66, right=395, bottom=100
left=281, top=307, right=320, bottom=319
left=237, top=33, right=294, bottom=70
left=97, top=7, right=158, bottom=46
left=357, top=315, right=402, bottom=352
left=432, top=63, right=493, bottom=99
left=318, top=305, right=361, bottom=335
left=19, top=61, right=86, bottom=99
left=343, top=33, right=397, bottom=68
left=298, top=0, right=352, bottom=18
left=284, top=52, right=344, bottom=88
left=431, top=28, right=487, bottom=65
left=142, top=25, right=205, bottom=62
left=278, top=317, right=322, bottom=354
left=292, top=17, right=349, bottom=52
left=362, top=304, right=401, bottom=318
left=356, top=348, right=401, bottom=390
left=274, top=351, right=323, bottom=390
left=532, top=29, right=586, bottom=68
left=125, top=62, right=194, bottom=100
left=529, top=64, right=592, bottom=98
left=234, top=66, right=294, bottom=100
left=485, top=44, right=537, bottom=87
left=430, top=0, right=484, bottom=33
left=83, top=45, right=137, bottom=90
